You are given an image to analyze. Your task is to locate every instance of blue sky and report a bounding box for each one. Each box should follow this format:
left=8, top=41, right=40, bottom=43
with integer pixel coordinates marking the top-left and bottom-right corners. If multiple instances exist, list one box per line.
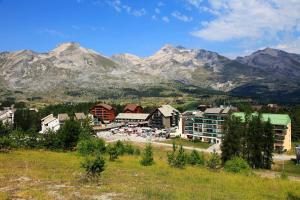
left=0, top=0, right=300, bottom=58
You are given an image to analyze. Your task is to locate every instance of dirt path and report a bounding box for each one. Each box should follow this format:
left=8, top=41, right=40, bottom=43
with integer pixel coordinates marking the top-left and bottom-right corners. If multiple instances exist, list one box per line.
left=254, top=171, right=300, bottom=182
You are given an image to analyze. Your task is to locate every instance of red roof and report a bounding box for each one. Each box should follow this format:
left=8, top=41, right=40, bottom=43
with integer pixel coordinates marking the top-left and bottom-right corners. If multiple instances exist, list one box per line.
left=124, top=104, right=140, bottom=112
left=95, top=103, right=113, bottom=110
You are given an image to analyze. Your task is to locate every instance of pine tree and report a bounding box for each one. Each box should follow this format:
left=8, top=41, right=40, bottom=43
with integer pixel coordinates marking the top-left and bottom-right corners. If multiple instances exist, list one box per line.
left=140, top=143, right=154, bottom=166
left=221, top=116, right=243, bottom=163
left=262, top=120, right=274, bottom=169
left=107, top=145, right=118, bottom=161
left=188, top=150, right=204, bottom=166
left=174, top=145, right=186, bottom=168
left=167, top=141, right=177, bottom=166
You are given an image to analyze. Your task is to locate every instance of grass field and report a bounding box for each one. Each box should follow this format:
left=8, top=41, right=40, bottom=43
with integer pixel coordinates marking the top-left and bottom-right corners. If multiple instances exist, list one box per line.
left=161, top=138, right=212, bottom=149
left=0, top=148, right=300, bottom=200
left=272, top=160, right=300, bottom=177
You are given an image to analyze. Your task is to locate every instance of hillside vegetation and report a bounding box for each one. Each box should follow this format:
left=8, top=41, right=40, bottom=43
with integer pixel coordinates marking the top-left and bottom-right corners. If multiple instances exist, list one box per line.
left=0, top=149, right=300, bottom=200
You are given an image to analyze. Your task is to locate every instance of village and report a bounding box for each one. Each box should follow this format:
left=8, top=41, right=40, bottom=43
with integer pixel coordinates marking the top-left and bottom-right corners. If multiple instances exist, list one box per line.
left=1, top=102, right=296, bottom=155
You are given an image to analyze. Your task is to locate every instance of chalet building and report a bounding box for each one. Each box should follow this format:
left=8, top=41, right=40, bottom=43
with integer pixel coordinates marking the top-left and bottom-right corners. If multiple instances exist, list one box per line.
left=75, top=113, right=86, bottom=121
left=39, top=114, right=60, bottom=134
left=233, top=112, right=292, bottom=152
left=181, top=107, right=233, bottom=143
left=0, top=107, right=15, bottom=125
left=58, top=113, right=70, bottom=125
left=115, top=113, right=149, bottom=126
left=147, top=105, right=180, bottom=129
left=123, top=104, right=144, bottom=113
left=90, top=103, right=116, bottom=123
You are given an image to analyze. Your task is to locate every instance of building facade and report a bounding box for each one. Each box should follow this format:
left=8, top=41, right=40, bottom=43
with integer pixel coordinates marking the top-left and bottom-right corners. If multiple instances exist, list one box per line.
left=147, top=105, right=180, bottom=129
left=123, top=104, right=144, bottom=113
left=181, top=107, right=232, bottom=144
left=115, top=113, right=149, bottom=126
left=90, top=103, right=116, bottom=123
left=39, top=114, right=60, bottom=134
left=0, top=108, right=15, bottom=125
left=232, top=112, right=292, bottom=151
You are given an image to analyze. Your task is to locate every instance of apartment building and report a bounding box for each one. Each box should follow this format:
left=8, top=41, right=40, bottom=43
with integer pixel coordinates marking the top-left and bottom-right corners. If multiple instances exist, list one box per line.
left=181, top=107, right=232, bottom=143
left=147, top=105, right=180, bottom=129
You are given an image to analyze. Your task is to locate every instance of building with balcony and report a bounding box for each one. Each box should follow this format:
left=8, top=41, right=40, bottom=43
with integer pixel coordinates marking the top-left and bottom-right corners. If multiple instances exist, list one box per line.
left=147, top=105, right=180, bottom=129
left=90, top=103, right=116, bottom=123
left=181, top=107, right=233, bottom=143
left=232, top=112, right=292, bottom=151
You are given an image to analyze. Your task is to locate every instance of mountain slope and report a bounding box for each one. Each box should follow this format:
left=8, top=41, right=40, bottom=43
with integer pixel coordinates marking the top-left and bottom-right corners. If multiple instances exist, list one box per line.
left=1, top=43, right=300, bottom=102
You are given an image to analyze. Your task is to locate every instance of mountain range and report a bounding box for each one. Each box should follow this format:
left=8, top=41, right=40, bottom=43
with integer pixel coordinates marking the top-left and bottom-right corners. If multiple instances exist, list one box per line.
left=1, top=42, right=300, bottom=102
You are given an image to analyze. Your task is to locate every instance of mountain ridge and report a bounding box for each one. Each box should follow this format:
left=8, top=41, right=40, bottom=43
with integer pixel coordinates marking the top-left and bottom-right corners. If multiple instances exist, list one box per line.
left=1, top=43, right=300, bottom=102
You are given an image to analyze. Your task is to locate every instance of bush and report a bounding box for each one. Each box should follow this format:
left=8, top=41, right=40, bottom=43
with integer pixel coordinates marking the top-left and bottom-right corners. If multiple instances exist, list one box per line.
left=134, top=148, right=141, bottom=156
left=167, top=142, right=177, bottom=166
left=115, top=140, right=125, bottom=155
left=124, top=143, right=135, bottom=155
left=81, top=154, right=105, bottom=180
left=0, top=136, right=13, bottom=152
left=140, top=144, right=154, bottom=166
left=173, top=145, right=186, bottom=168
left=224, top=157, right=251, bottom=174
left=107, top=145, right=118, bottom=161
left=207, top=151, right=221, bottom=170
left=57, top=120, right=82, bottom=150
left=77, top=138, right=106, bottom=156
left=188, top=150, right=205, bottom=166
left=40, top=130, right=62, bottom=150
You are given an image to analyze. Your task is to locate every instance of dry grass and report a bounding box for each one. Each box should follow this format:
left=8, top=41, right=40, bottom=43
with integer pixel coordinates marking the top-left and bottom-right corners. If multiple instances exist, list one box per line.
left=0, top=149, right=300, bottom=200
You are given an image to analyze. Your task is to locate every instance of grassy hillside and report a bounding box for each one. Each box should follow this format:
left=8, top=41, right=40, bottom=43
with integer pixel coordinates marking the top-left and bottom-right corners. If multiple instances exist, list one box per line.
left=0, top=149, right=300, bottom=200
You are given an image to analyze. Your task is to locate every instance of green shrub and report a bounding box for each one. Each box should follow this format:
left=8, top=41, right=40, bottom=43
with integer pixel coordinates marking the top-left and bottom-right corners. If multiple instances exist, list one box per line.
left=107, top=144, right=118, bottom=161
left=0, top=136, right=13, bottom=152
left=140, top=144, right=154, bottom=166
left=115, top=140, right=125, bottom=155
left=77, top=138, right=106, bottom=156
left=224, top=157, right=251, bottom=174
left=81, top=154, right=105, bottom=180
left=134, top=148, right=141, bottom=156
left=287, top=192, right=300, bottom=200
left=207, top=151, right=221, bottom=170
left=173, top=145, right=186, bottom=169
left=125, top=143, right=135, bottom=155
left=188, top=150, right=205, bottom=166
left=167, top=142, right=177, bottom=166
left=40, top=130, right=62, bottom=150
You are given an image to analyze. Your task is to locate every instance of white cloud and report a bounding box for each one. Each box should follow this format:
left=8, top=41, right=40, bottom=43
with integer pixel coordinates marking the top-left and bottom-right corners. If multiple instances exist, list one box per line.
left=171, top=11, right=193, bottom=22
left=106, top=0, right=146, bottom=17
left=185, top=0, right=203, bottom=9
left=274, top=37, right=300, bottom=54
left=162, top=16, right=170, bottom=23
left=192, top=0, right=300, bottom=42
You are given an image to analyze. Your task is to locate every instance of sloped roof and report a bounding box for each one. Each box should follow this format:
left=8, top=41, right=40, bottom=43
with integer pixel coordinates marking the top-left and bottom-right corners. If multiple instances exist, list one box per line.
left=116, top=113, right=149, bottom=120
left=232, top=112, right=291, bottom=126
left=158, top=105, right=179, bottom=117
left=124, top=104, right=141, bottom=112
left=204, top=108, right=223, bottom=114
left=58, top=113, right=70, bottom=122
left=41, top=114, right=54, bottom=121
left=42, top=115, right=57, bottom=125
left=75, top=112, right=86, bottom=120
left=95, top=103, right=113, bottom=110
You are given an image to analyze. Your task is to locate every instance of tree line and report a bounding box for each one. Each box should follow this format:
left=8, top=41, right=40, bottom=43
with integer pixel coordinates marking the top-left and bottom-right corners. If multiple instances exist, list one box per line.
left=221, top=114, right=274, bottom=169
